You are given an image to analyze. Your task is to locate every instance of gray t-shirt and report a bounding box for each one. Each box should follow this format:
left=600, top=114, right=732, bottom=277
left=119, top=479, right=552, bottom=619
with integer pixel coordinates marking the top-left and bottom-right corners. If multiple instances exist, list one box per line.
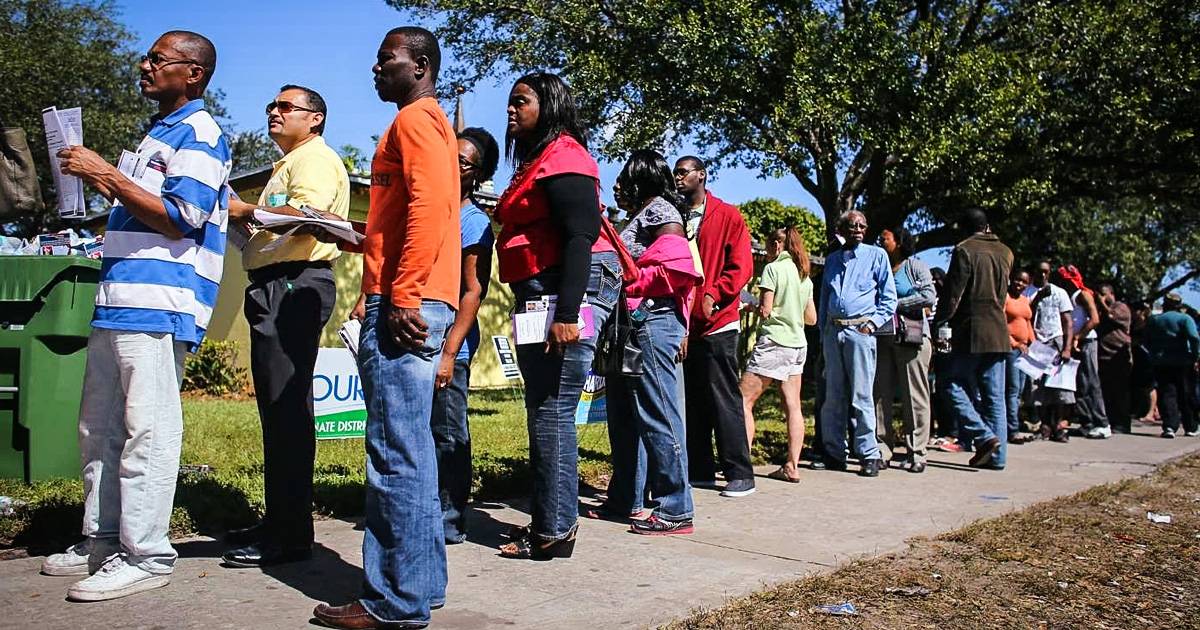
left=620, top=196, right=684, bottom=260
left=1023, top=283, right=1073, bottom=341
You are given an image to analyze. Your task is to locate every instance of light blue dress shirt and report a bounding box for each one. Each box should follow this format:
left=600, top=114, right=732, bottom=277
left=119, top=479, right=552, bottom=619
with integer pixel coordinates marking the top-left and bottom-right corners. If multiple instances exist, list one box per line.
left=818, top=243, right=897, bottom=329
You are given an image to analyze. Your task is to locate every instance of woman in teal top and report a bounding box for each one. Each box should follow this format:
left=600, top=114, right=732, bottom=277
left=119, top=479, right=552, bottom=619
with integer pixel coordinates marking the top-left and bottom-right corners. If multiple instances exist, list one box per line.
left=740, top=227, right=816, bottom=483
left=872, top=226, right=937, bottom=473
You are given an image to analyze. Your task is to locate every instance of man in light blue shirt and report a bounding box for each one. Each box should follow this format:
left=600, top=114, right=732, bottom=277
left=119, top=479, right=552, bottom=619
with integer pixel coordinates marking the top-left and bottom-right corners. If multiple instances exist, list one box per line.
left=816, top=210, right=897, bottom=477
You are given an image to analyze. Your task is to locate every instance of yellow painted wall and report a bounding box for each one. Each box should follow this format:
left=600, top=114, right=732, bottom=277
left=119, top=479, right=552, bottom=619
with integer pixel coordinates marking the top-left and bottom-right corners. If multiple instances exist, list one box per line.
left=207, top=180, right=518, bottom=388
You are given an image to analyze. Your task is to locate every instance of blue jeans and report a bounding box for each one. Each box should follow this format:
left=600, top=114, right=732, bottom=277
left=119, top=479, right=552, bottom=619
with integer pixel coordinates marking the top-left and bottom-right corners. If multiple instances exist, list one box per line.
left=607, top=308, right=693, bottom=521
left=358, top=297, right=453, bottom=626
left=947, top=352, right=1008, bottom=467
left=513, top=252, right=621, bottom=540
left=1005, top=348, right=1028, bottom=436
left=431, top=357, right=472, bottom=544
left=821, top=326, right=881, bottom=463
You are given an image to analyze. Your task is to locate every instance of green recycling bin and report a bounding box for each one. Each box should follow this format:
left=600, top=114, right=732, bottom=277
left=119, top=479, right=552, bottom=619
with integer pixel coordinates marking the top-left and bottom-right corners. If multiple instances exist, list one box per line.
left=0, top=256, right=101, bottom=483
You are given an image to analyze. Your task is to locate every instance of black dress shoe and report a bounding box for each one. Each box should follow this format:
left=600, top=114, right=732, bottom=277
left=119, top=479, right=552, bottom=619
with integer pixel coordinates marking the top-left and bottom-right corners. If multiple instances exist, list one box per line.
left=969, top=437, right=1002, bottom=468
left=907, top=461, right=926, bottom=474
left=859, top=459, right=881, bottom=477
left=225, top=522, right=266, bottom=546
left=810, top=459, right=847, bottom=471
left=223, top=542, right=313, bottom=568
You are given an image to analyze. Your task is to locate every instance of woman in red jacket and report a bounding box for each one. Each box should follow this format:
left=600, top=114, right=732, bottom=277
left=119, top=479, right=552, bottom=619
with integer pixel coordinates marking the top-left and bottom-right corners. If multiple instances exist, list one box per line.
left=494, top=72, right=623, bottom=560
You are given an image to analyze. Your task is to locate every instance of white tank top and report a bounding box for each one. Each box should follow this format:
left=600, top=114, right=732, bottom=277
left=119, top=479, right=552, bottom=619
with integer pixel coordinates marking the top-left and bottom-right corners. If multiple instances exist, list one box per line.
left=1071, top=290, right=1097, bottom=339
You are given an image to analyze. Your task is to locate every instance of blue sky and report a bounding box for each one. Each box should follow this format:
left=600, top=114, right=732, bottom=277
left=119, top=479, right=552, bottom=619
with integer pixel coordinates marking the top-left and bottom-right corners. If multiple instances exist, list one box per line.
left=115, top=0, right=820, bottom=213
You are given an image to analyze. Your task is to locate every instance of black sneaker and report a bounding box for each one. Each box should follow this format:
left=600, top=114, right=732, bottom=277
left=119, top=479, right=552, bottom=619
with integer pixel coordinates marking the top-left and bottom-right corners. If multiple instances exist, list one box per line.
left=720, top=478, right=756, bottom=497
left=1162, top=428, right=1176, bottom=439
left=629, top=516, right=694, bottom=536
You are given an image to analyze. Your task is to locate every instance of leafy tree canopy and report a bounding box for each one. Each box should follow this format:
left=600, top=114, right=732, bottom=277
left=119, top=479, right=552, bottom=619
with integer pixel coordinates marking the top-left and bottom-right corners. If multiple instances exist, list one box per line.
left=739, top=198, right=826, bottom=255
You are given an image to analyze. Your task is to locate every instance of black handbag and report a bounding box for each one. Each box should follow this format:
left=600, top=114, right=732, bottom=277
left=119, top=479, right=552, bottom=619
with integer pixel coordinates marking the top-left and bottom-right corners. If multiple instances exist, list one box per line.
left=894, top=313, right=925, bottom=346
left=594, top=290, right=643, bottom=377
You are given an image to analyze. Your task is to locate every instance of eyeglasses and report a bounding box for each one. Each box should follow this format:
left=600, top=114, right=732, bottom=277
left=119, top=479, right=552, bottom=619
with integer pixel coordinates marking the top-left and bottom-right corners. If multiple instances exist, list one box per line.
left=266, top=100, right=319, bottom=115
left=458, top=156, right=479, bottom=171
left=141, top=52, right=197, bottom=71
left=672, top=168, right=699, bottom=179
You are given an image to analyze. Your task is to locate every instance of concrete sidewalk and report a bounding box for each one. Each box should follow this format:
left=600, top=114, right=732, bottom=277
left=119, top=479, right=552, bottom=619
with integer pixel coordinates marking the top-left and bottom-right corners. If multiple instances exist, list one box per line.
left=2, top=427, right=1197, bottom=630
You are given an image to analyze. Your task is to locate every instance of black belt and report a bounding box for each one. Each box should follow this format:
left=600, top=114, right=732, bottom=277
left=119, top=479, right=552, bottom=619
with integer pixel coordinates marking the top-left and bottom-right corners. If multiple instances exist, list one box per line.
left=248, top=259, right=332, bottom=284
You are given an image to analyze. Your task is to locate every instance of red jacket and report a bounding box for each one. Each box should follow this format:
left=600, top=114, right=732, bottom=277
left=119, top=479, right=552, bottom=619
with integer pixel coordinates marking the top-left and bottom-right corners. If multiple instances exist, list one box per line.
left=690, top=191, right=753, bottom=337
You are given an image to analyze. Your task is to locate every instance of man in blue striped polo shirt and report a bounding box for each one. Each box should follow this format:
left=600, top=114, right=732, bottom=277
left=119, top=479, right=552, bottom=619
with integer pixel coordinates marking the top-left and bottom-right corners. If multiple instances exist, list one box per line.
left=43, top=30, right=231, bottom=602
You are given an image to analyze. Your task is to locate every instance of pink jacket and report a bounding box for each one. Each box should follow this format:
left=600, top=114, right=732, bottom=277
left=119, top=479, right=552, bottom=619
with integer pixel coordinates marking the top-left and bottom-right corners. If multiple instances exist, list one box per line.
left=626, top=234, right=703, bottom=328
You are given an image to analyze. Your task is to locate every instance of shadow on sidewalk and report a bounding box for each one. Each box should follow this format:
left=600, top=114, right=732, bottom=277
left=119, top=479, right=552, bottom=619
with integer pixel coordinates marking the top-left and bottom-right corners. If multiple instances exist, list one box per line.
left=174, top=538, right=362, bottom=604
left=463, top=501, right=528, bottom=549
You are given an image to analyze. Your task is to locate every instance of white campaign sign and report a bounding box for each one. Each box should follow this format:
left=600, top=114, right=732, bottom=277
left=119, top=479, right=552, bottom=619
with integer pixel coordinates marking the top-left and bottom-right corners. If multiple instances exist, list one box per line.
left=312, top=347, right=367, bottom=439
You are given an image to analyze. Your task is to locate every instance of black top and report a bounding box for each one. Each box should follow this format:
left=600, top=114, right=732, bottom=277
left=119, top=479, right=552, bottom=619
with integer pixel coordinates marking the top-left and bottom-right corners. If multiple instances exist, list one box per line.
left=541, top=173, right=600, bottom=323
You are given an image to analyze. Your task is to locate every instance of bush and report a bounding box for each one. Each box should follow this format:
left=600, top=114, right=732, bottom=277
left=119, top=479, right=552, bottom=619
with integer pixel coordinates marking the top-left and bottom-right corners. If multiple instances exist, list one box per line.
left=182, top=340, right=248, bottom=396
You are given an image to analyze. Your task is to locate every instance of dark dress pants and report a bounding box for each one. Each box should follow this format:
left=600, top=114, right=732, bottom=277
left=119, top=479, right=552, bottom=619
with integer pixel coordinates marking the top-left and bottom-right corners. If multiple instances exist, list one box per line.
left=684, top=329, right=754, bottom=482
left=1099, top=347, right=1132, bottom=433
left=245, top=261, right=335, bottom=547
left=1156, top=365, right=1199, bottom=434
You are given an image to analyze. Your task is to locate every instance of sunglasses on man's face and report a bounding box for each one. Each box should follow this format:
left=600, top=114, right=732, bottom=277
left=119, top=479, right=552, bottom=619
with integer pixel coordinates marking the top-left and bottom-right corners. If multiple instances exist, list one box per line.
left=266, top=100, right=318, bottom=115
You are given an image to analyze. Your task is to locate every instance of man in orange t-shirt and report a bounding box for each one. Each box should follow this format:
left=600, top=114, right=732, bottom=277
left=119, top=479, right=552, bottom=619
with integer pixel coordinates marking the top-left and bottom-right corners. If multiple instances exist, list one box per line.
left=313, top=26, right=460, bottom=630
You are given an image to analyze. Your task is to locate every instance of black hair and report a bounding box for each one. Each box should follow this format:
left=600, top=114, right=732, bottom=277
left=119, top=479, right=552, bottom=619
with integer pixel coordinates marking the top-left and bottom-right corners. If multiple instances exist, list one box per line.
left=279, top=84, right=327, bottom=135
left=676, top=155, right=706, bottom=171
left=888, top=226, right=917, bottom=259
left=506, top=72, right=587, bottom=165
left=385, top=26, right=441, bottom=84
left=163, top=30, right=216, bottom=93
left=616, top=149, right=684, bottom=211
left=963, top=208, right=989, bottom=233
left=457, top=126, right=500, bottom=188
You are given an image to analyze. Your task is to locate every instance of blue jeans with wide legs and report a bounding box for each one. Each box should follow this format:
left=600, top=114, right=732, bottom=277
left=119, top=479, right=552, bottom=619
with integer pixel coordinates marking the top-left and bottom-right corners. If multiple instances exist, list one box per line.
left=947, top=352, right=1008, bottom=468
left=358, top=297, right=453, bottom=627
left=431, top=357, right=472, bottom=544
left=1005, top=348, right=1029, bottom=437
left=820, top=326, right=881, bottom=463
left=606, top=308, right=693, bottom=521
left=513, top=252, right=621, bottom=541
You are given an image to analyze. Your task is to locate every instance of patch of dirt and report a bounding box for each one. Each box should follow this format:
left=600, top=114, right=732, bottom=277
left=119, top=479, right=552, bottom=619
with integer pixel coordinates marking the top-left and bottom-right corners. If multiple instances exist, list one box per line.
left=666, top=453, right=1200, bottom=629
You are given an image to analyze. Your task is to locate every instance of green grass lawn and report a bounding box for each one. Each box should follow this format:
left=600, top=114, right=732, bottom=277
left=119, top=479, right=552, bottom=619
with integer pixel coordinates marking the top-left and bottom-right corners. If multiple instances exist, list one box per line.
left=0, top=381, right=814, bottom=550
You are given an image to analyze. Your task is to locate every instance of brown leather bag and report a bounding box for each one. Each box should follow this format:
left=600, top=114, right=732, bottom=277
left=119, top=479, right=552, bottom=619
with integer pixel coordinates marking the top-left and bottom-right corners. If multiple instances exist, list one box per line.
left=0, top=121, right=45, bottom=218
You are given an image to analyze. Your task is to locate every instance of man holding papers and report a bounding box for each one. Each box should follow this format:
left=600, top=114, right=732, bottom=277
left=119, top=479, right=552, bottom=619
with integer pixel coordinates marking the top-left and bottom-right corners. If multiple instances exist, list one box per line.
left=223, top=85, right=350, bottom=567
left=43, top=30, right=231, bottom=601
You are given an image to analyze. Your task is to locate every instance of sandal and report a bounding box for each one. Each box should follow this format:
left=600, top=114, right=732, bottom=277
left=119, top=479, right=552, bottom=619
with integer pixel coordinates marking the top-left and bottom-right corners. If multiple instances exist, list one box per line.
left=766, top=466, right=801, bottom=483
left=499, top=529, right=577, bottom=561
left=501, top=523, right=532, bottom=540
left=582, top=505, right=645, bottom=521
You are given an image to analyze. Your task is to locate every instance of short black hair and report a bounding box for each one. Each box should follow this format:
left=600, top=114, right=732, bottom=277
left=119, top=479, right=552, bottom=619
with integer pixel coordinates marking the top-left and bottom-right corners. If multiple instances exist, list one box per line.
left=506, top=71, right=588, bottom=164
left=963, top=208, right=989, bottom=233
left=457, top=127, right=499, bottom=186
left=617, top=149, right=684, bottom=211
left=164, top=30, right=216, bottom=93
left=888, top=226, right=917, bottom=259
left=676, top=155, right=706, bottom=171
left=279, top=84, right=327, bottom=135
left=386, top=26, right=441, bottom=84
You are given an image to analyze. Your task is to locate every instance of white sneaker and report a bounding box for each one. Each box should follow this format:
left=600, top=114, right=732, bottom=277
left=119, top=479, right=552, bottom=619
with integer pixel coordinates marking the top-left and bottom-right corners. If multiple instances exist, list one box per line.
left=1085, top=425, right=1112, bottom=439
left=66, top=555, right=169, bottom=602
left=41, top=539, right=118, bottom=576
left=1185, top=430, right=1200, bottom=437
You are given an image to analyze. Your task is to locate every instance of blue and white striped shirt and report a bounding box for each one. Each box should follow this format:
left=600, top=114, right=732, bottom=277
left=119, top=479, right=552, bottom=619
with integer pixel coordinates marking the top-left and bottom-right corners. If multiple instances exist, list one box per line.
left=93, top=99, right=232, bottom=350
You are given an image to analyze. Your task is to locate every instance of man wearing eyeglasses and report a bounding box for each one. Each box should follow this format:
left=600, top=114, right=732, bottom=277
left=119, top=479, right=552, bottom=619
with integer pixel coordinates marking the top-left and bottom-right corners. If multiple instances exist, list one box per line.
left=221, top=85, right=350, bottom=568
left=815, top=210, right=897, bottom=477
left=673, top=156, right=757, bottom=498
left=42, top=31, right=231, bottom=601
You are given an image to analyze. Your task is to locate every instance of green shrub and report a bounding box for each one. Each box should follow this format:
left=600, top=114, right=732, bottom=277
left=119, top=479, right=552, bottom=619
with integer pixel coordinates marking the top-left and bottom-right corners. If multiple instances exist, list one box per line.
left=182, top=340, right=248, bottom=396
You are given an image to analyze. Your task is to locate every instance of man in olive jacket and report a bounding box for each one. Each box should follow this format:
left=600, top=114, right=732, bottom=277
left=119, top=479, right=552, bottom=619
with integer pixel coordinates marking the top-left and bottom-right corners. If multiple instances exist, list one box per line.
left=933, top=209, right=1013, bottom=470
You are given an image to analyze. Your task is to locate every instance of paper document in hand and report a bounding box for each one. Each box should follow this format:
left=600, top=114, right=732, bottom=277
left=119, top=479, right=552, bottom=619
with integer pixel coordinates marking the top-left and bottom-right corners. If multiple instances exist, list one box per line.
left=1044, top=359, right=1080, bottom=392
left=512, top=297, right=595, bottom=345
left=253, top=207, right=364, bottom=251
left=1015, top=340, right=1061, bottom=378
left=41, top=106, right=86, bottom=218
left=338, top=319, right=362, bottom=359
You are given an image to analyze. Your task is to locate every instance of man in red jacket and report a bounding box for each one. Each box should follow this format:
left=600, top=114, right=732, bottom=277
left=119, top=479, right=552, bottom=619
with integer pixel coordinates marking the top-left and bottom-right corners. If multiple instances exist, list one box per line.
left=674, top=156, right=756, bottom=497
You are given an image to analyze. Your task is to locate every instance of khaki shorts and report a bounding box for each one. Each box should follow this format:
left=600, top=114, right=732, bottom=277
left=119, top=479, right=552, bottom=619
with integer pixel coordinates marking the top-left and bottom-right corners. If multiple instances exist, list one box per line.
left=746, top=337, right=807, bottom=381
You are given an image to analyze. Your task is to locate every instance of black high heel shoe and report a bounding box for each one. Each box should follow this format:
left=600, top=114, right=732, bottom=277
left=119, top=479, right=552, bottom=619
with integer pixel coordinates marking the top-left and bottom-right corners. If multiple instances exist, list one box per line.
left=499, top=528, right=577, bottom=561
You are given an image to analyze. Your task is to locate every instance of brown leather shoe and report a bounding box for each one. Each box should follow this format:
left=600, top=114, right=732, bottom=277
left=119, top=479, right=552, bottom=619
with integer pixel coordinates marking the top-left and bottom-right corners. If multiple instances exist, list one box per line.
left=313, top=602, right=384, bottom=629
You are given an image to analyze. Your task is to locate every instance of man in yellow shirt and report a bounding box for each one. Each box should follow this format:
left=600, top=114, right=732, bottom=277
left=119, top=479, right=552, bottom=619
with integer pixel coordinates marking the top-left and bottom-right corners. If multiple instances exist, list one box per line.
left=224, top=84, right=350, bottom=567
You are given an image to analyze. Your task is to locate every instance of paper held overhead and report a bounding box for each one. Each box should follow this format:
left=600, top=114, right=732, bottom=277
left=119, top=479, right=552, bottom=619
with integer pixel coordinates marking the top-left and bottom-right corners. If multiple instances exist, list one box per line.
left=41, top=106, right=86, bottom=218
left=252, top=206, right=364, bottom=250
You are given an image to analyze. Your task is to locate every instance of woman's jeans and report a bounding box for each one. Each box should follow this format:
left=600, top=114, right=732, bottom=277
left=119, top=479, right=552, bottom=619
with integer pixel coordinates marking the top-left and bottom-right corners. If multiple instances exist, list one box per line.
left=358, top=297, right=453, bottom=626
left=1006, top=348, right=1029, bottom=435
left=512, top=252, right=621, bottom=541
left=607, top=308, right=693, bottom=521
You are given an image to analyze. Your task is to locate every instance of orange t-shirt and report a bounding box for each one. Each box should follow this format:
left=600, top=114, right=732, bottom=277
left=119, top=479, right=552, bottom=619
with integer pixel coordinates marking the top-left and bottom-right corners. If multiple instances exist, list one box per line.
left=360, top=97, right=460, bottom=309
left=1006, top=294, right=1034, bottom=348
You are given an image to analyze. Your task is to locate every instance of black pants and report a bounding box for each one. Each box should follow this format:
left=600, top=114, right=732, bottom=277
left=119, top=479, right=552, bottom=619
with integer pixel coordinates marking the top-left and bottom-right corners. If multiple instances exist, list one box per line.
left=1156, top=365, right=1199, bottom=434
left=683, top=330, right=754, bottom=482
left=1099, top=349, right=1132, bottom=432
left=245, top=261, right=335, bottom=547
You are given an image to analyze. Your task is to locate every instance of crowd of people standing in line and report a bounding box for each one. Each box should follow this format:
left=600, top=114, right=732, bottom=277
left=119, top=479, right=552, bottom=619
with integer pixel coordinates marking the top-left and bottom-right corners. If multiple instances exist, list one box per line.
left=33, top=24, right=1200, bottom=630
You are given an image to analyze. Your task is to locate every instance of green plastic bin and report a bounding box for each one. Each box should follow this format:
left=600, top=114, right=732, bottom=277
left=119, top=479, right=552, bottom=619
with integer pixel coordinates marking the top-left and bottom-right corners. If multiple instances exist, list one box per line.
left=0, top=256, right=101, bottom=482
